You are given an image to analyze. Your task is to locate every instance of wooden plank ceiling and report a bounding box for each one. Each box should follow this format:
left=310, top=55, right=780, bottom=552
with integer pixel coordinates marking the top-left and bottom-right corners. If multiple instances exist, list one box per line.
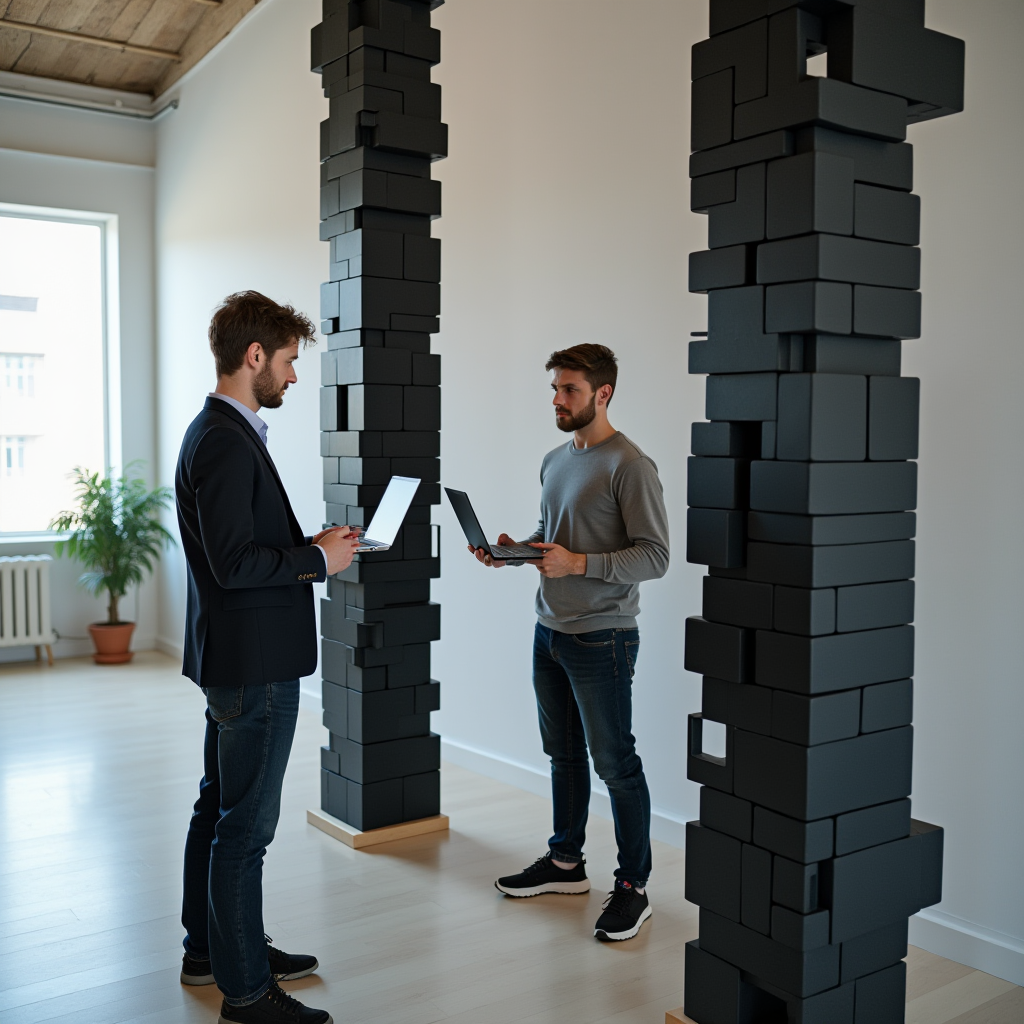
left=0, top=0, right=262, bottom=97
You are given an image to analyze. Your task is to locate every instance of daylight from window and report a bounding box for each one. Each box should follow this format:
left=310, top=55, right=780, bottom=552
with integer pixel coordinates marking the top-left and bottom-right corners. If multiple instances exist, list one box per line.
left=0, top=215, right=106, bottom=533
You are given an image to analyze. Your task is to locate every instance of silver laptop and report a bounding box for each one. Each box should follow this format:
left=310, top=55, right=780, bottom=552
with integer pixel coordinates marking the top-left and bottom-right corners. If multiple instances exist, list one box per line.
left=345, top=475, right=421, bottom=552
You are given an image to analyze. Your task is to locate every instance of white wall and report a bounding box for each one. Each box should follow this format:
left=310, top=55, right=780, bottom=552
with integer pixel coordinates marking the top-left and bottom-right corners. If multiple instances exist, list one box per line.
left=0, top=147, right=158, bottom=657
left=153, top=0, right=328, bottom=672
left=146, top=0, right=1024, bottom=983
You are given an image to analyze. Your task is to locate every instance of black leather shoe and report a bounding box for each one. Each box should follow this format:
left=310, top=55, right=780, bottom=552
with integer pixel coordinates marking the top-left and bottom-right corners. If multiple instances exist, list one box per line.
left=266, top=935, right=319, bottom=982
left=218, top=981, right=332, bottom=1024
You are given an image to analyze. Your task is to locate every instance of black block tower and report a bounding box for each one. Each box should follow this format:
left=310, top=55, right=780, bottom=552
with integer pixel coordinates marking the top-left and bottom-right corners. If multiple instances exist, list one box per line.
left=311, top=0, right=446, bottom=834
left=683, top=2, right=963, bottom=1022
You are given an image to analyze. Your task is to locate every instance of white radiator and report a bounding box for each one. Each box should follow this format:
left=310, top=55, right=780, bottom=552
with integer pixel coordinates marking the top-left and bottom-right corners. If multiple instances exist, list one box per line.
left=0, top=555, right=57, bottom=662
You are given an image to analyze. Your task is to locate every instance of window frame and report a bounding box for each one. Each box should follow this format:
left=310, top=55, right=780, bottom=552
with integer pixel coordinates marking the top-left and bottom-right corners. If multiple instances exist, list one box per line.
left=0, top=201, right=121, bottom=539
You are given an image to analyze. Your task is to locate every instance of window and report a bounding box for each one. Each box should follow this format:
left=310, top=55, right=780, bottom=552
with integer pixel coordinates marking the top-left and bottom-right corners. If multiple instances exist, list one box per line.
left=0, top=213, right=109, bottom=533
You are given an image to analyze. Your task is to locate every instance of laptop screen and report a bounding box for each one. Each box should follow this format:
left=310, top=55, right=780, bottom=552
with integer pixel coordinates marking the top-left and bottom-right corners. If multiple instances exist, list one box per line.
left=364, top=476, right=420, bottom=544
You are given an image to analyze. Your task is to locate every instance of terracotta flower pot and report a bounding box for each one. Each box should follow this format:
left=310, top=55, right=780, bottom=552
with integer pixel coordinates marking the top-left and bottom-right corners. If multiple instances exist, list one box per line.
left=88, top=622, right=136, bottom=665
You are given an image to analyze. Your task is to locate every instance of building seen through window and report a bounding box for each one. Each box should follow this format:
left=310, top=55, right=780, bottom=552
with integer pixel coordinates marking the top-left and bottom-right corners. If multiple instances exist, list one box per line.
left=0, top=215, right=106, bottom=533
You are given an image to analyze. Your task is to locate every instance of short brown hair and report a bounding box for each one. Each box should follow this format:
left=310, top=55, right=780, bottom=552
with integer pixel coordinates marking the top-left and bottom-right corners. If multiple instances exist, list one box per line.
left=209, top=291, right=316, bottom=377
left=545, top=344, right=618, bottom=403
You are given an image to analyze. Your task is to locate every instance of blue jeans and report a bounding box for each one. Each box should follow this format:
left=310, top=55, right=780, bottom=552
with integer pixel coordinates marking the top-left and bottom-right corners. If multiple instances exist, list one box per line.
left=181, top=681, right=299, bottom=1006
left=533, top=623, right=652, bottom=887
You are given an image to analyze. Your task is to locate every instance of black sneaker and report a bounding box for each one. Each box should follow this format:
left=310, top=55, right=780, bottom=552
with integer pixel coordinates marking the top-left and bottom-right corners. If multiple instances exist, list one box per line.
left=180, top=951, right=215, bottom=986
left=266, top=935, right=319, bottom=982
left=219, top=981, right=332, bottom=1024
left=594, top=880, right=652, bottom=940
left=495, top=852, right=591, bottom=897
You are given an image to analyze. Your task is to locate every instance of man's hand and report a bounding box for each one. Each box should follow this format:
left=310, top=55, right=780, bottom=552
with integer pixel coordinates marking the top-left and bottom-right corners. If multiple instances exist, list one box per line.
left=319, top=527, right=361, bottom=575
left=529, top=542, right=587, bottom=578
left=468, top=532, right=515, bottom=568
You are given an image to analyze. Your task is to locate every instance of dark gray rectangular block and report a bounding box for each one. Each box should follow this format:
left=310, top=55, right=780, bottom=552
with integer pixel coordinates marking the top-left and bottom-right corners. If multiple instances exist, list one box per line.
left=380, top=430, right=440, bottom=457
left=688, top=456, right=749, bottom=509
left=734, top=726, right=914, bottom=820
left=332, top=732, right=441, bottom=784
left=703, top=575, right=774, bottom=630
left=404, top=385, right=441, bottom=430
left=347, top=383, right=404, bottom=430
left=854, top=284, right=921, bottom=339
left=708, top=283, right=763, bottom=340
left=689, top=245, right=752, bottom=292
left=757, top=234, right=920, bottom=290
left=689, top=335, right=794, bottom=375
left=692, top=420, right=760, bottom=457
left=701, top=787, right=753, bottom=843
left=321, top=430, right=383, bottom=458
left=347, top=687, right=426, bottom=744
left=742, top=843, right=773, bottom=934
left=773, top=584, right=836, bottom=636
left=821, top=837, right=920, bottom=942
left=322, top=638, right=384, bottom=690
left=835, top=799, right=912, bottom=856
left=706, top=372, right=778, bottom=421
left=797, top=335, right=901, bottom=377
left=414, top=680, right=440, bottom=713
left=753, top=805, right=833, bottom=863
left=776, top=373, right=866, bottom=461
left=692, top=67, right=734, bottom=152
left=750, top=460, right=918, bottom=514
left=869, top=376, right=919, bottom=460
left=709, top=163, right=766, bottom=250
left=854, top=184, right=920, bottom=244
left=690, top=129, right=793, bottom=178
left=853, top=962, right=906, bottom=1024
left=699, top=908, right=841, bottom=998
left=687, top=508, right=746, bottom=568
left=733, top=75, right=907, bottom=145
left=686, top=616, right=751, bottom=683
left=703, top=676, right=773, bottom=735
left=343, top=579, right=430, bottom=610
left=772, top=688, right=861, bottom=746
left=911, top=819, right=944, bottom=909
left=321, top=744, right=340, bottom=776
left=761, top=419, right=776, bottom=458
left=684, top=939, right=788, bottom=1024
left=837, top=580, right=915, bottom=632
left=766, top=151, right=854, bottom=240
left=840, top=919, right=908, bottom=983
left=685, top=821, right=742, bottom=919
left=403, top=770, right=440, bottom=820
left=322, top=679, right=349, bottom=723
left=772, top=854, right=820, bottom=914
left=336, top=345, right=413, bottom=387
left=860, top=678, right=913, bottom=733
left=337, top=456, right=391, bottom=485
left=771, top=906, right=830, bottom=951
left=765, top=280, right=852, bottom=334
left=756, top=625, right=914, bottom=694
left=345, top=776, right=405, bottom=831
left=321, top=766, right=347, bottom=822
left=793, top=126, right=913, bottom=191
left=692, top=17, right=767, bottom=103
left=748, top=511, right=916, bottom=545
left=346, top=601, right=440, bottom=646
left=748, top=540, right=915, bottom=589
left=691, top=168, right=737, bottom=212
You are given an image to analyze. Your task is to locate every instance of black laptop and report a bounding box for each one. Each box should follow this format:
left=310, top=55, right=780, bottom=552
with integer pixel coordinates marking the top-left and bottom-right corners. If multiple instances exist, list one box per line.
left=445, top=488, right=543, bottom=562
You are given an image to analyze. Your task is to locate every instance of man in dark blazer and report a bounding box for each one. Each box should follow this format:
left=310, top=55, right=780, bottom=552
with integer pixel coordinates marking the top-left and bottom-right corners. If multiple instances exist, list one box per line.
left=176, top=291, right=357, bottom=1024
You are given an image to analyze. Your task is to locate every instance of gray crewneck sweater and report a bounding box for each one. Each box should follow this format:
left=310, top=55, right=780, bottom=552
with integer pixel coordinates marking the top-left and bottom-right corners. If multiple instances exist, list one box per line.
left=522, top=432, right=670, bottom=633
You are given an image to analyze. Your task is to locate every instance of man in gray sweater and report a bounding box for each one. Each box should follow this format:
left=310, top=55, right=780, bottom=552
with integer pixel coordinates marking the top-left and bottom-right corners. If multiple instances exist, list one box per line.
left=469, top=344, right=669, bottom=941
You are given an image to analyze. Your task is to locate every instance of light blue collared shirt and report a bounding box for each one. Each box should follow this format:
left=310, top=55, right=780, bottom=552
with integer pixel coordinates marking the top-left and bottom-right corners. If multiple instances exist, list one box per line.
left=208, top=391, right=329, bottom=574
left=209, top=392, right=269, bottom=445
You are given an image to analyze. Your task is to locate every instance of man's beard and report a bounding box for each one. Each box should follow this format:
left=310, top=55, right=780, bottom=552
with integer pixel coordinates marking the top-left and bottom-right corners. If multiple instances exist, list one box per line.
left=555, top=394, right=596, bottom=433
left=252, top=361, right=285, bottom=409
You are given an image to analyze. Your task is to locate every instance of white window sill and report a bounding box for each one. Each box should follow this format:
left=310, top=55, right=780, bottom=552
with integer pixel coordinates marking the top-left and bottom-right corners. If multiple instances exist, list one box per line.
left=0, top=532, right=61, bottom=547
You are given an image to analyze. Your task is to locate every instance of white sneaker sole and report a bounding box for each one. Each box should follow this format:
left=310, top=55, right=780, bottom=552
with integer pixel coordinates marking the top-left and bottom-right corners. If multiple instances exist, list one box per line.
left=274, top=960, right=319, bottom=982
left=180, top=970, right=215, bottom=986
left=594, top=903, right=652, bottom=940
left=219, top=1014, right=332, bottom=1024
left=494, top=878, right=592, bottom=897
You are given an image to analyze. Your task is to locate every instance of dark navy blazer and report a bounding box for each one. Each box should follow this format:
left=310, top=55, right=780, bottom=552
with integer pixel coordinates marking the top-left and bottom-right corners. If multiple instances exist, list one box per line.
left=175, top=397, right=326, bottom=687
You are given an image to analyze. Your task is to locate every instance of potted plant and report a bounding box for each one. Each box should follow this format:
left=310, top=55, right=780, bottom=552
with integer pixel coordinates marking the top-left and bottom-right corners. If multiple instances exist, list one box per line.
left=51, top=465, right=175, bottom=664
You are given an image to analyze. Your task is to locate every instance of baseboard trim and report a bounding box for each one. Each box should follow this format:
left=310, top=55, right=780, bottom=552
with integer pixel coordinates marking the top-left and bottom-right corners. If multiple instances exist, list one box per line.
left=155, top=635, right=183, bottom=661
left=439, top=738, right=689, bottom=850
left=910, top=908, right=1024, bottom=986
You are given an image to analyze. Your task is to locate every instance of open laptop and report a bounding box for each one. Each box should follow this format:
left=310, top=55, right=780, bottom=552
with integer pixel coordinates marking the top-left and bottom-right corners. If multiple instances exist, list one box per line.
left=445, top=488, right=543, bottom=562
left=341, top=475, right=420, bottom=552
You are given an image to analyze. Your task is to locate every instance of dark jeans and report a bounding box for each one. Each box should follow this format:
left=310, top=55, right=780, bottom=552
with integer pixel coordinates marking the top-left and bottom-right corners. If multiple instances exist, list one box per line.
left=181, top=681, right=299, bottom=1007
left=533, top=623, right=652, bottom=887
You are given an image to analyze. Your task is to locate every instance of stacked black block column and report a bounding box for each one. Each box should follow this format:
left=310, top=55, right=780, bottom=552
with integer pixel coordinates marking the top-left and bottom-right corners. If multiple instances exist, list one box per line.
left=311, top=0, right=445, bottom=833
left=683, top=2, right=963, bottom=1022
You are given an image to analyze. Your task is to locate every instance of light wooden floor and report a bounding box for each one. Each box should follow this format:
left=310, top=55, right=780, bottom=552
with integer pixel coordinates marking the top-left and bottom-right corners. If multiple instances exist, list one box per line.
left=0, top=653, right=1020, bottom=1024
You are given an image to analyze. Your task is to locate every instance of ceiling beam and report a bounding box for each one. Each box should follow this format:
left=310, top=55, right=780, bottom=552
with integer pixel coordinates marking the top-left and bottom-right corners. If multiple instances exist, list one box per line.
left=0, top=18, right=182, bottom=62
